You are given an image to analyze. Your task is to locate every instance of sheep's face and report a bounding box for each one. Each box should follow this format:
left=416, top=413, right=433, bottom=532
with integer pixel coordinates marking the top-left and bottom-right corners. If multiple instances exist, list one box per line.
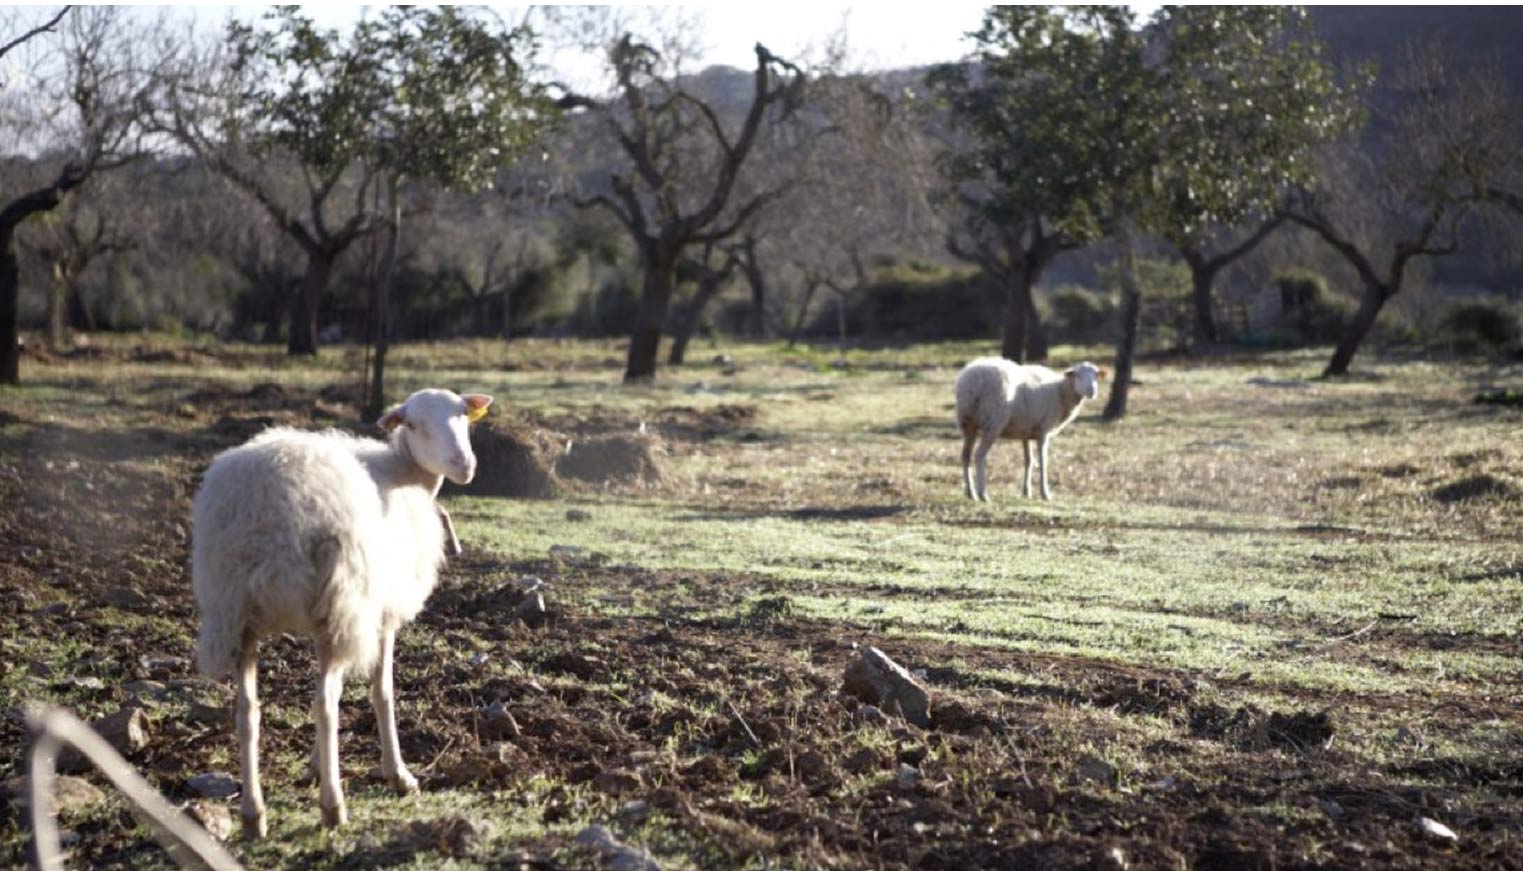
left=1065, top=362, right=1104, bottom=400
left=379, top=389, right=493, bottom=485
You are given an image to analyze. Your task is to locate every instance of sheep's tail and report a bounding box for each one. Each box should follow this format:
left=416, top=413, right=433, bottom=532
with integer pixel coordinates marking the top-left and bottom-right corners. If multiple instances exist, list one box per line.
left=194, top=600, right=248, bottom=680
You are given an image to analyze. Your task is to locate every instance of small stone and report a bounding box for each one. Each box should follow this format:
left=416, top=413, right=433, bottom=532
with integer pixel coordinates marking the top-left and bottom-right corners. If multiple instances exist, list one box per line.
left=853, top=704, right=889, bottom=726
left=620, top=799, right=652, bottom=820
left=125, top=680, right=168, bottom=701
left=4, top=775, right=105, bottom=815
left=549, top=544, right=588, bottom=565
left=60, top=708, right=152, bottom=772
left=480, top=702, right=521, bottom=740
left=843, top=747, right=880, bottom=773
left=593, top=768, right=642, bottom=797
left=139, top=654, right=189, bottom=676
left=102, top=588, right=150, bottom=610
left=1075, top=755, right=1119, bottom=789
left=28, top=660, right=54, bottom=678
left=1095, top=844, right=1129, bottom=871
left=841, top=647, right=931, bottom=727
left=186, top=801, right=233, bottom=841
left=895, top=763, right=920, bottom=791
left=186, top=772, right=240, bottom=800
left=516, top=593, right=548, bottom=629
left=511, top=576, right=546, bottom=592
left=575, top=824, right=662, bottom=871
left=1419, top=816, right=1458, bottom=843
left=187, top=701, right=226, bottom=727
left=566, top=509, right=592, bottom=522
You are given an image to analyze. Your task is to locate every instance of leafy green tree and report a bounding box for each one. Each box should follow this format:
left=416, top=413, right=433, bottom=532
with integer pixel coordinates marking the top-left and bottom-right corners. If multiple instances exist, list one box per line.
left=352, top=7, right=552, bottom=418
left=1152, top=6, right=1355, bottom=348
left=927, top=7, right=1145, bottom=364
left=167, top=8, right=383, bottom=356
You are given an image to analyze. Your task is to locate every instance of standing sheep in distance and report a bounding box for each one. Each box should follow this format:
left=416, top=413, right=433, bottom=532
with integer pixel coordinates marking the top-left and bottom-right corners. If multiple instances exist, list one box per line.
left=955, top=358, right=1105, bottom=502
left=191, top=388, right=492, bottom=837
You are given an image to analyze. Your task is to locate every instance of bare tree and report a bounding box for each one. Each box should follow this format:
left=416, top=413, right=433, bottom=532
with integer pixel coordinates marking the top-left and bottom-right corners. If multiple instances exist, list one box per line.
left=19, top=174, right=133, bottom=349
left=667, top=237, right=740, bottom=365
left=564, top=33, right=804, bottom=382
left=1, top=7, right=167, bottom=384
left=1284, top=42, right=1520, bottom=376
left=777, top=70, right=941, bottom=351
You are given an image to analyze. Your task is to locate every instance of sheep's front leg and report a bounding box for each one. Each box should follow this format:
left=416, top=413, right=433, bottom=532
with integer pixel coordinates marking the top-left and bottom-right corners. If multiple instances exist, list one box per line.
left=314, top=645, right=348, bottom=828
left=1038, top=436, right=1052, bottom=501
left=371, top=628, right=418, bottom=794
left=960, top=430, right=977, bottom=500
left=236, top=637, right=267, bottom=839
left=1022, top=440, right=1035, bottom=499
left=973, top=431, right=1000, bottom=502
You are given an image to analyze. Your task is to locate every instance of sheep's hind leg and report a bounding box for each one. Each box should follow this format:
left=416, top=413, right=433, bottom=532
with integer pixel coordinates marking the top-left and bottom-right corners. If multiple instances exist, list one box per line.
left=1038, top=436, right=1052, bottom=501
left=1022, top=440, right=1035, bottom=499
left=372, top=628, right=418, bottom=794
left=236, top=634, right=268, bottom=839
left=960, top=429, right=977, bottom=500
left=314, top=643, right=348, bottom=828
left=973, top=431, right=1000, bottom=502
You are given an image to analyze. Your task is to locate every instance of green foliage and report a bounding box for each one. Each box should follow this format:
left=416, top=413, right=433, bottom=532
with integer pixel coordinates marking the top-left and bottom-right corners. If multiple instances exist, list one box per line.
left=927, top=6, right=1359, bottom=245
left=228, top=7, right=553, bottom=190
left=1151, top=7, right=1361, bottom=237
left=1439, top=297, right=1523, bottom=353
left=927, top=6, right=1150, bottom=244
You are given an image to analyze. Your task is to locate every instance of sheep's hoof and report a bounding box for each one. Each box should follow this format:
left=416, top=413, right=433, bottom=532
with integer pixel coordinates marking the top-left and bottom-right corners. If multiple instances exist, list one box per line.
left=389, top=768, right=420, bottom=795
left=241, top=810, right=268, bottom=840
left=320, top=802, right=348, bottom=828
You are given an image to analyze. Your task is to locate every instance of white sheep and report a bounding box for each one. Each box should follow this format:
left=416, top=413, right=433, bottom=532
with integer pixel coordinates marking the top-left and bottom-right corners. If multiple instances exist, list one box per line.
left=955, top=358, right=1104, bottom=501
left=191, top=388, right=492, bottom=837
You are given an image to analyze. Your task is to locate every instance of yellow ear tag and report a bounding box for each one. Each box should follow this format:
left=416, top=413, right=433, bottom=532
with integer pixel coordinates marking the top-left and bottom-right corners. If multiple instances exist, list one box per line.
left=466, top=404, right=489, bottom=423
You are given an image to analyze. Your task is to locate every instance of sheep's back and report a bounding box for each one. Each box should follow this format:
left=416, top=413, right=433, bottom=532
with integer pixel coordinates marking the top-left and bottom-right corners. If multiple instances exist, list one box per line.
left=192, top=428, right=387, bottom=644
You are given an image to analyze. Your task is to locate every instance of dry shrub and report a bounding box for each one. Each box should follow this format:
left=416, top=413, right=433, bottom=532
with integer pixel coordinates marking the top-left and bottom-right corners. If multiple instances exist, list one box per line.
left=555, top=433, right=668, bottom=488
left=445, top=420, right=561, bottom=499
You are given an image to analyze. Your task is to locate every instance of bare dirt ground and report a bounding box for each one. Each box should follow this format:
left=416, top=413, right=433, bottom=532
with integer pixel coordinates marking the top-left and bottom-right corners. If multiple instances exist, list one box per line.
left=1, top=339, right=1521, bottom=870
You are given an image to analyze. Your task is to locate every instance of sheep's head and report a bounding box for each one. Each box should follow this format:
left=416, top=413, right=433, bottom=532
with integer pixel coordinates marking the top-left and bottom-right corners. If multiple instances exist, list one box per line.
left=1065, top=362, right=1105, bottom=400
left=378, top=389, right=493, bottom=485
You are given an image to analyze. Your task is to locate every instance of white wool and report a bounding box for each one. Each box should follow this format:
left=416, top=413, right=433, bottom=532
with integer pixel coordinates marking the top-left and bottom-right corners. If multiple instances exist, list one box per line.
left=955, top=357, right=1101, bottom=501
left=191, top=427, right=445, bottom=679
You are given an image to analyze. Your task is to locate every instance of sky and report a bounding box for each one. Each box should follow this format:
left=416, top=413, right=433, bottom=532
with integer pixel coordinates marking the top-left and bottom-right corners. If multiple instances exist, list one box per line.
left=206, top=4, right=994, bottom=87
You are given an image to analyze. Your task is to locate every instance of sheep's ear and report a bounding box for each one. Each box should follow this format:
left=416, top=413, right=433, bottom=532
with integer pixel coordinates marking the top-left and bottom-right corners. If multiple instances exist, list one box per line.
left=1097, top=367, right=1110, bottom=382
left=463, top=393, right=493, bottom=423
left=377, top=404, right=407, bottom=432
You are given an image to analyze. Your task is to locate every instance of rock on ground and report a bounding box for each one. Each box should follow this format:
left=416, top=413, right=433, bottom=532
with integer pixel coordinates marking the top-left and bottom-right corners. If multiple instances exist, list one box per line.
left=841, top=647, right=932, bottom=727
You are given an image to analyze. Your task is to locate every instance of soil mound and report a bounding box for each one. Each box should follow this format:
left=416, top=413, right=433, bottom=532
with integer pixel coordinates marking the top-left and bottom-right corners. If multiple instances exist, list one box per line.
left=555, top=433, right=668, bottom=487
left=445, top=420, right=561, bottom=499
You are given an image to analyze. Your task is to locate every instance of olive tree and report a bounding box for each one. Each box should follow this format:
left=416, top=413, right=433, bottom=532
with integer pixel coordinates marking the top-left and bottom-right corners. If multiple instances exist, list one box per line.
left=564, top=34, right=804, bottom=382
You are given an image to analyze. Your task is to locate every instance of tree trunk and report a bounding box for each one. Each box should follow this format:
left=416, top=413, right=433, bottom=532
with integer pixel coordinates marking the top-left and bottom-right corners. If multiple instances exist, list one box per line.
left=1189, top=259, right=1220, bottom=347
left=47, top=267, right=70, bottom=352
left=788, top=279, right=821, bottom=349
left=624, top=252, right=678, bottom=383
left=1324, top=285, right=1388, bottom=377
left=835, top=291, right=847, bottom=355
left=1024, top=290, right=1049, bottom=362
left=66, top=281, right=93, bottom=332
left=740, top=239, right=767, bottom=337
left=0, top=236, right=20, bottom=385
left=669, top=277, right=724, bottom=366
left=999, top=269, right=1034, bottom=363
left=1103, top=219, right=1143, bottom=421
left=287, top=252, right=331, bottom=356
left=365, top=176, right=402, bottom=421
